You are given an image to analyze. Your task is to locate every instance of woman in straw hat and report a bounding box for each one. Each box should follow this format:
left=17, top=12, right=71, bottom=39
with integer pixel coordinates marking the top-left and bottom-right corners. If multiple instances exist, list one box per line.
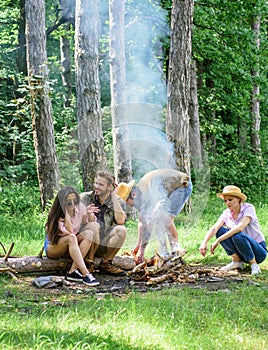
left=199, top=185, right=267, bottom=274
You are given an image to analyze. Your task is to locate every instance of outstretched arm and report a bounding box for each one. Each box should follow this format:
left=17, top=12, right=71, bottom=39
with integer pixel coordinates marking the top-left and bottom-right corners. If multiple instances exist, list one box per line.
left=132, top=217, right=152, bottom=263
left=199, top=218, right=224, bottom=256
left=210, top=216, right=251, bottom=254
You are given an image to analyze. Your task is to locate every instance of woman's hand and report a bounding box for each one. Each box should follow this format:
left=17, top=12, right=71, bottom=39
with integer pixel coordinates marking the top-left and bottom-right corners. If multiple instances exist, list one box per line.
left=199, top=242, right=207, bottom=257
left=210, top=239, right=219, bottom=255
left=87, top=204, right=100, bottom=215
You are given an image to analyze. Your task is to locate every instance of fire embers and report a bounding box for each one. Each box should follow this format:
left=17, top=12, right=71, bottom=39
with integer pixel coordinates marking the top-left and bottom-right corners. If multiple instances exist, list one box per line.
left=128, top=252, right=186, bottom=285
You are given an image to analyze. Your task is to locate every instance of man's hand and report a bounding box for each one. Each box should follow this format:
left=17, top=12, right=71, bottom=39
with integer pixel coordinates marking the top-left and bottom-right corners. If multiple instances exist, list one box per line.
left=199, top=242, right=207, bottom=257
left=131, top=244, right=140, bottom=256
left=132, top=244, right=145, bottom=264
left=135, top=253, right=144, bottom=264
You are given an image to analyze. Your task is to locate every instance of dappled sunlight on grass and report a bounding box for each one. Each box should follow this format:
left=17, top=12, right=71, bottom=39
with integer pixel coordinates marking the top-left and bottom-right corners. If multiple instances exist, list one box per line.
left=1, top=284, right=267, bottom=349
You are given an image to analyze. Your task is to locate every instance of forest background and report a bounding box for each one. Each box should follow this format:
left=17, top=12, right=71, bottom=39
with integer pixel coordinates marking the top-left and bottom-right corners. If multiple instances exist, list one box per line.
left=0, top=0, right=267, bottom=214
left=0, top=2, right=267, bottom=349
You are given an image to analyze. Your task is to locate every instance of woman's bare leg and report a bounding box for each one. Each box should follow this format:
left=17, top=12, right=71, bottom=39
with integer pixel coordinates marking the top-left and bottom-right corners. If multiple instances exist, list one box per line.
left=46, top=235, right=89, bottom=276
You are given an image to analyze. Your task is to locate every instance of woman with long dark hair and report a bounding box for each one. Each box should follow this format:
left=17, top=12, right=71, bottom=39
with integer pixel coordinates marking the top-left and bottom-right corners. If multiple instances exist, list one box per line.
left=44, top=186, right=100, bottom=286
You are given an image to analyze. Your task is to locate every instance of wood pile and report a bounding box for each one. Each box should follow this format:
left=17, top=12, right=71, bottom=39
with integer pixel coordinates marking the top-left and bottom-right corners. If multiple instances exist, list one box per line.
left=128, top=252, right=240, bottom=285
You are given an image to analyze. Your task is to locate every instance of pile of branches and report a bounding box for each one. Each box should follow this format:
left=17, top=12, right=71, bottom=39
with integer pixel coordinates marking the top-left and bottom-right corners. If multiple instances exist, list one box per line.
left=128, top=252, right=240, bottom=285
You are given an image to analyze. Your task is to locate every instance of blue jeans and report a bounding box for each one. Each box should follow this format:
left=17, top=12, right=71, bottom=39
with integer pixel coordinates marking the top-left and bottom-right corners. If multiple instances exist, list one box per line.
left=216, top=227, right=267, bottom=263
left=168, top=180, right=193, bottom=217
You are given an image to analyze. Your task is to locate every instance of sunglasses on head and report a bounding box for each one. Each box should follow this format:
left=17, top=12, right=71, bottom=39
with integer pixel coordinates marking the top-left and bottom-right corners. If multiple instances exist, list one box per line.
left=66, top=199, right=78, bottom=206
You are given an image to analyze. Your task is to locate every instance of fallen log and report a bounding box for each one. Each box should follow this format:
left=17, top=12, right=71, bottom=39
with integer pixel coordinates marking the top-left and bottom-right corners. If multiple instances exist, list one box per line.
left=0, top=255, right=136, bottom=274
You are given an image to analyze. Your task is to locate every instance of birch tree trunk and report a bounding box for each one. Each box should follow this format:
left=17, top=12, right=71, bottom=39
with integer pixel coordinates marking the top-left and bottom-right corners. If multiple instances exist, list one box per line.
left=59, top=0, right=75, bottom=109
left=25, top=0, right=60, bottom=210
left=60, top=28, right=72, bottom=109
left=109, top=0, right=132, bottom=183
left=189, top=60, right=202, bottom=169
left=75, top=0, right=106, bottom=190
left=250, top=14, right=262, bottom=155
left=166, top=0, right=194, bottom=175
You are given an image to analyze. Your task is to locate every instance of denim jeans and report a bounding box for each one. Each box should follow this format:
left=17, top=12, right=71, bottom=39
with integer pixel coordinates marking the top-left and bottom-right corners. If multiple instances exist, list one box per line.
left=168, top=180, right=193, bottom=216
left=216, top=227, right=267, bottom=263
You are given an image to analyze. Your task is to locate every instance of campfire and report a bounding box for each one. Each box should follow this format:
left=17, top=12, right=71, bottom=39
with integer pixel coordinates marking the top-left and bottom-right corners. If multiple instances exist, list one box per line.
left=126, top=250, right=241, bottom=286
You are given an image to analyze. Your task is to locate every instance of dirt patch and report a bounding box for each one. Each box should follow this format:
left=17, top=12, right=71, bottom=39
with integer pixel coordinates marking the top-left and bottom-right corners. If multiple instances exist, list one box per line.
left=17, top=263, right=257, bottom=298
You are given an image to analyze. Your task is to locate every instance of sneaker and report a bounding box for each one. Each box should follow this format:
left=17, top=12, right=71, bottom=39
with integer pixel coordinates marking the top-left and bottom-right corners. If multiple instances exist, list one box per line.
left=251, top=263, right=261, bottom=275
left=100, top=260, right=126, bottom=275
left=66, top=269, right=83, bottom=282
left=83, top=273, right=100, bottom=287
left=171, top=248, right=187, bottom=258
left=157, top=248, right=169, bottom=260
left=220, top=261, right=244, bottom=272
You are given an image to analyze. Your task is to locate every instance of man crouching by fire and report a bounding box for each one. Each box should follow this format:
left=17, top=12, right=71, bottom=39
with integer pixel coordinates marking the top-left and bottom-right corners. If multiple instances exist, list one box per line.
left=117, top=168, right=192, bottom=264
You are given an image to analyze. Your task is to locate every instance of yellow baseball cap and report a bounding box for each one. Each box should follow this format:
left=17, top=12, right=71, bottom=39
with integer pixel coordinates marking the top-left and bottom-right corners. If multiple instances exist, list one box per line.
left=117, top=180, right=136, bottom=201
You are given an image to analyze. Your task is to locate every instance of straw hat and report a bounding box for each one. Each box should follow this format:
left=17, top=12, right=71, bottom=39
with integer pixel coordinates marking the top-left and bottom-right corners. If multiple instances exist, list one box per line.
left=117, top=180, right=136, bottom=201
left=217, top=185, right=247, bottom=201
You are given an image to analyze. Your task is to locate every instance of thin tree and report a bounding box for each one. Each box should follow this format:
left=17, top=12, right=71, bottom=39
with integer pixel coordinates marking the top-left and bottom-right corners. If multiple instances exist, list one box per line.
left=16, top=0, right=27, bottom=75
left=250, top=12, right=262, bottom=156
left=166, top=0, right=194, bottom=175
left=25, top=0, right=60, bottom=210
left=59, top=0, right=75, bottom=109
left=109, top=0, right=132, bottom=183
left=75, top=0, right=106, bottom=190
left=189, top=59, right=202, bottom=169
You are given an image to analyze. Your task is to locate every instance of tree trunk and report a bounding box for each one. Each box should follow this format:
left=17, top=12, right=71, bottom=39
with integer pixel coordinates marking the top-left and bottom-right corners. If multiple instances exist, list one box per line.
left=16, top=0, right=27, bottom=75
left=59, top=0, right=75, bottom=109
left=189, top=60, right=202, bottom=169
left=109, top=0, right=132, bottom=183
left=0, top=255, right=135, bottom=274
left=25, top=0, right=60, bottom=210
left=75, top=0, right=106, bottom=191
left=60, top=26, right=72, bottom=109
left=250, top=14, right=262, bottom=155
left=166, top=0, right=194, bottom=175
left=238, top=115, right=247, bottom=150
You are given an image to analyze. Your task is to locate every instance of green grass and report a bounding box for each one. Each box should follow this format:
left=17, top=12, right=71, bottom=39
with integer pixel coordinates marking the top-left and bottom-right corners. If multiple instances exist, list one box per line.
left=0, top=281, right=267, bottom=350
left=0, top=198, right=268, bottom=349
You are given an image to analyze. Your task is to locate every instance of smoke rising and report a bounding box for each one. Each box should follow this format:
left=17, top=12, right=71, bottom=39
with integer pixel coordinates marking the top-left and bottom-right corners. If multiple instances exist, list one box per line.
left=57, top=0, right=210, bottom=252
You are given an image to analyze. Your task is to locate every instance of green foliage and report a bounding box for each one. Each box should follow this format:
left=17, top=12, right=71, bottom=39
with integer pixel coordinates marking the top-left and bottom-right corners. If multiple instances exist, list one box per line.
left=0, top=181, right=40, bottom=216
left=0, top=0, right=268, bottom=207
left=0, top=73, right=37, bottom=183
left=208, top=148, right=267, bottom=203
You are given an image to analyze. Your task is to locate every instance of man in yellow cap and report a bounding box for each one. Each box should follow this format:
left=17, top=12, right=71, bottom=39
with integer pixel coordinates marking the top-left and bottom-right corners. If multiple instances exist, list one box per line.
left=80, top=170, right=127, bottom=275
left=117, top=168, right=192, bottom=263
